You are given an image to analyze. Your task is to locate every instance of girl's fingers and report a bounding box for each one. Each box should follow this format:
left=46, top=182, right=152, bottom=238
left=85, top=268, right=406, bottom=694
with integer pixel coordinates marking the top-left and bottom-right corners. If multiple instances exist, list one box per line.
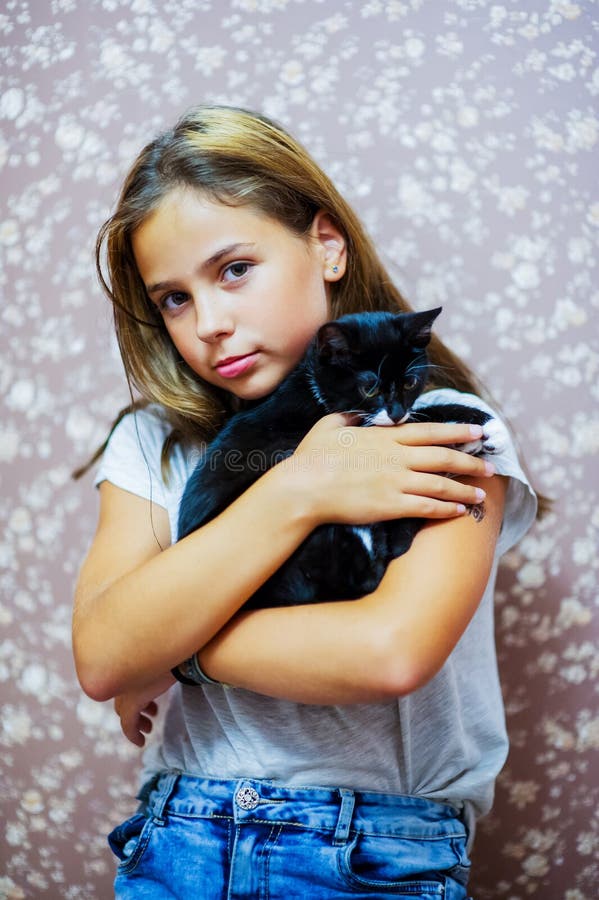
left=116, top=700, right=158, bottom=746
left=402, top=445, right=495, bottom=477
left=138, top=714, right=153, bottom=734
left=122, top=720, right=144, bottom=746
left=323, top=415, right=486, bottom=447
left=296, top=413, right=497, bottom=526
left=391, top=422, right=487, bottom=447
left=399, top=497, right=469, bottom=519
left=322, top=417, right=495, bottom=477
left=402, top=471, right=486, bottom=506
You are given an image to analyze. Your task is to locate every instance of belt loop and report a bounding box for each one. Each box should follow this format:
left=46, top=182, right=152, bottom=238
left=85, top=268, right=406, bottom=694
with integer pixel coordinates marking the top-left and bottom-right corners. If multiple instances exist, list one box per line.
left=150, top=770, right=180, bottom=826
left=333, top=788, right=355, bottom=846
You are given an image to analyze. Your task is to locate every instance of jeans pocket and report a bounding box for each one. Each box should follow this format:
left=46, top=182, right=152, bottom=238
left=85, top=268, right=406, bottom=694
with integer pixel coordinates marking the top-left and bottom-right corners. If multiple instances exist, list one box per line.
left=108, top=811, right=156, bottom=874
left=338, top=832, right=456, bottom=895
left=444, top=862, right=472, bottom=900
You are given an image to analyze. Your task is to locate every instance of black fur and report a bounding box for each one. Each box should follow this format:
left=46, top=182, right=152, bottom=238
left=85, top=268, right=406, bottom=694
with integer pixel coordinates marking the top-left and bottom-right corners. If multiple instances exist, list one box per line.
left=178, top=308, right=494, bottom=608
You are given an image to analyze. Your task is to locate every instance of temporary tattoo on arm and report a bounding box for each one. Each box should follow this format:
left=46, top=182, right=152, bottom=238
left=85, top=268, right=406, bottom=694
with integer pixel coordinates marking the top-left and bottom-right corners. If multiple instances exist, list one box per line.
left=465, top=502, right=486, bottom=522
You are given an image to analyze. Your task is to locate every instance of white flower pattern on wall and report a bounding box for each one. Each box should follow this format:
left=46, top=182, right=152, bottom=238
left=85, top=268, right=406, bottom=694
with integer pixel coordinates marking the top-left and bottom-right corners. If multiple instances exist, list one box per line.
left=0, top=0, right=597, bottom=896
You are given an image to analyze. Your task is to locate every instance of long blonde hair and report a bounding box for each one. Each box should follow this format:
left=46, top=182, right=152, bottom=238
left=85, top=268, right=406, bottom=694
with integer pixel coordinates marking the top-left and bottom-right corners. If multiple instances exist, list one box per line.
left=80, top=104, right=546, bottom=514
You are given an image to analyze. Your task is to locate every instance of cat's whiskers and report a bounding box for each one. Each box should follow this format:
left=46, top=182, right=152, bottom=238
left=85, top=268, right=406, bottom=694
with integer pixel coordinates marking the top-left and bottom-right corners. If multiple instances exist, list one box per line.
left=361, top=355, right=387, bottom=400
left=405, top=409, right=428, bottom=422
left=404, top=360, right=429, bottom=377
left=423, top=363, right=453, bottom=376
left=376, top=354, right=388, bottom=380
left=306, top=371, right=330, bottom=411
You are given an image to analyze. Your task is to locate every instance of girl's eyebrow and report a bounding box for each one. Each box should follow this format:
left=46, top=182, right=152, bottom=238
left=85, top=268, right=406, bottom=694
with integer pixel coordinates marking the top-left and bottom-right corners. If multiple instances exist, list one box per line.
left=145, top=242, right=256, bottom=295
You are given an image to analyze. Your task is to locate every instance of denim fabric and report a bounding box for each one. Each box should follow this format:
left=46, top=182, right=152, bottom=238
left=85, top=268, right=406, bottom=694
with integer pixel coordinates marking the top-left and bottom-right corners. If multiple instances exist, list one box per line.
left=108, top=771, right=472, bottom=899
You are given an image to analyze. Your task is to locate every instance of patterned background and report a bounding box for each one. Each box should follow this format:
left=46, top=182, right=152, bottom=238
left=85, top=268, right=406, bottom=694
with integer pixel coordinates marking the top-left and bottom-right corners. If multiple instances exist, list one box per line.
left=0, top=0, right=597, bottom=897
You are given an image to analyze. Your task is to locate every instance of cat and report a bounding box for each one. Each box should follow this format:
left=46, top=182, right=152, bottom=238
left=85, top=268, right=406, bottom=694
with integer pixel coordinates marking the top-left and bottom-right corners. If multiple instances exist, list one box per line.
left=178, top=307, right=505, bottom=608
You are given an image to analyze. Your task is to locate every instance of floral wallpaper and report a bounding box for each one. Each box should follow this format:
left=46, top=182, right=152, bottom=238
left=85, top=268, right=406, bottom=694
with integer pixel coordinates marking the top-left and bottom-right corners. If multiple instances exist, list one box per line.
left=0, top=0, right=597, bottom=897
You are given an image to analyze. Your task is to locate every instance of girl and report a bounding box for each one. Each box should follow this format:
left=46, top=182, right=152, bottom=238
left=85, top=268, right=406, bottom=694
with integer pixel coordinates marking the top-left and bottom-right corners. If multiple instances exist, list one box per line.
left=73, top=105, right=538, bottom=899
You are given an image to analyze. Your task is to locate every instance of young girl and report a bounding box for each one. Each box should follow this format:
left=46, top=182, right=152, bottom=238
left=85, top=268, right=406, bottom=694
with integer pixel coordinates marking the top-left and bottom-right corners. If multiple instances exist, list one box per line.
left=73, top=105, right=538, bottom=899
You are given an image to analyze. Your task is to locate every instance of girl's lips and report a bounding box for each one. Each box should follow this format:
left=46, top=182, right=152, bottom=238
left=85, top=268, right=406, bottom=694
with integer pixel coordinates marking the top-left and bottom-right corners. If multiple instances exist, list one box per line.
left=215, top=352, right=259, bottom=378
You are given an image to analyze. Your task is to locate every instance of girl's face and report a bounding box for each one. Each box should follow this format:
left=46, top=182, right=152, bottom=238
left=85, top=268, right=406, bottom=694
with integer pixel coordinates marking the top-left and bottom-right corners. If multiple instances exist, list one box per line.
left=132, top=188, right=346, bottom=400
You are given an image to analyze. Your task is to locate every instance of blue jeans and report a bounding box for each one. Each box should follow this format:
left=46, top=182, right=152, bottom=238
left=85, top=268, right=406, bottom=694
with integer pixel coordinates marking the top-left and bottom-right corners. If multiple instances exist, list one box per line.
left=108, top=771, right=471, bottom=898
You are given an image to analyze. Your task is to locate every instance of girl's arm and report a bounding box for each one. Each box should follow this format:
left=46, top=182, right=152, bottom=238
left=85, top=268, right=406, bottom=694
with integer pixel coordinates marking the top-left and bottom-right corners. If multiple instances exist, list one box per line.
left=74, top=464, right=317, bottom=701
left=197, top=474, right=507, bottom=704
left=73, top=415, right=493, bottom=702
left=115, top=472, right=505, bottom=745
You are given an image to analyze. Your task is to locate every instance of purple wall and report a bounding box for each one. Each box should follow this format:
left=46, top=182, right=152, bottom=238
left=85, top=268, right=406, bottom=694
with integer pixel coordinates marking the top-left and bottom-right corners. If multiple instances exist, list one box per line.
left=1, top=1, right=596, bottom=896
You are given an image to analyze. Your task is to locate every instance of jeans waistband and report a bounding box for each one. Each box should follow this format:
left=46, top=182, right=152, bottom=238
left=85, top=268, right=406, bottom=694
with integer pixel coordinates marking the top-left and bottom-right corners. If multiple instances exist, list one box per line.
left=139, top=771, right=466, bottom=846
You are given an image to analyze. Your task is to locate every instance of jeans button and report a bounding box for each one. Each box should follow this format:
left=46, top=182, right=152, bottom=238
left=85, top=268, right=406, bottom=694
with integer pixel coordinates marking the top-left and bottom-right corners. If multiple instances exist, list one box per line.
left=236, top=786, right=260, bottom=810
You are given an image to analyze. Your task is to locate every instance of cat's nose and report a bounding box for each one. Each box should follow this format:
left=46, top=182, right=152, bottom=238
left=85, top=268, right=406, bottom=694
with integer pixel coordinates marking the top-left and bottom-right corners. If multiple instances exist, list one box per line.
left=388, top=401, right=406, bottom=423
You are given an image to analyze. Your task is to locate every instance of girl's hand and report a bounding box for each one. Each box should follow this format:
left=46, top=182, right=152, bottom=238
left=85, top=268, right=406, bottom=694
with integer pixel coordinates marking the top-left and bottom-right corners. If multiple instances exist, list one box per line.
left=289, top=413, right=495, bottom=526
left=114, top=672, right=175, bottom=747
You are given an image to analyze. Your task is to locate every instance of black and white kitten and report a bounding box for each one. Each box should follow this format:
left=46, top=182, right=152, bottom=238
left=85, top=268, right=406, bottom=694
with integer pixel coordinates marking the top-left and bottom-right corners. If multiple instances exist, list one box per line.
left=178, top=307, right=504, bottom=608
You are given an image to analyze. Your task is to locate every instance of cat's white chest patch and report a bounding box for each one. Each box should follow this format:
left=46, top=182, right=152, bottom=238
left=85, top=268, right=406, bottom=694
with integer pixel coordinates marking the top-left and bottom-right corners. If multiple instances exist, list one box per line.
left=353, top=526, right=374, bottom=554
left=368, top=410, right=395, bottom=426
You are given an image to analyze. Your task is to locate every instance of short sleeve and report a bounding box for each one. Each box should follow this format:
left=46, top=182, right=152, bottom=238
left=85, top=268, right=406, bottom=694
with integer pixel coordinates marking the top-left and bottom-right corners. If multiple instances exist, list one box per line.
left=413, top=388, right=538, bottom=556
left=93, top=406, right=170, bottom=509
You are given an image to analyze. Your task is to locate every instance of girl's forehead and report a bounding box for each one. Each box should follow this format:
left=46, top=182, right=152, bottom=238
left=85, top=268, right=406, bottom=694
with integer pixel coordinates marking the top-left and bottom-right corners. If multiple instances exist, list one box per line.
left=150, top=187, right=274, bottom=230
left=133, top=189, right=311, bottom=267
left=132, top=187, right=313, bottom=281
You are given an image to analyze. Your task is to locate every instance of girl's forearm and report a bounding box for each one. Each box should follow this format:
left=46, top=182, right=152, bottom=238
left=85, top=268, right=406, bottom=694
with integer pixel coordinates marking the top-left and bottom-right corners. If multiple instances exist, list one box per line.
left=198, top=476, right=505, bottom=705
left=75, top=421, right=495, bottom=702
left=198, top=597, right=394, bottom=705
left=75, top=465, right=317, bottom=701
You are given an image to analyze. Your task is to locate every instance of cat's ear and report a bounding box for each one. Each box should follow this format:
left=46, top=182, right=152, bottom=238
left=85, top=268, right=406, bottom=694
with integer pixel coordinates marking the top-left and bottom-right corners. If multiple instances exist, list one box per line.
left=316, top=322, right=353, bottom=364
left=402, top=307, right=442, bottom=348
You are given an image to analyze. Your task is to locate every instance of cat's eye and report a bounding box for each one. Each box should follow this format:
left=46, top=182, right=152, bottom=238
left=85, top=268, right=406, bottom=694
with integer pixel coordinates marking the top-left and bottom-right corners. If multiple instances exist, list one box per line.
left=404, top=375, right=418, bottom=391
left=360, top=384, right=379, bottom=399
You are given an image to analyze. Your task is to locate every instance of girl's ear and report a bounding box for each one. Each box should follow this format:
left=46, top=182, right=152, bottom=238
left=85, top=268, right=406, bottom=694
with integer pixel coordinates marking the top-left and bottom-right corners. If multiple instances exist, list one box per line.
left=310, top=210, right=347, bottom=281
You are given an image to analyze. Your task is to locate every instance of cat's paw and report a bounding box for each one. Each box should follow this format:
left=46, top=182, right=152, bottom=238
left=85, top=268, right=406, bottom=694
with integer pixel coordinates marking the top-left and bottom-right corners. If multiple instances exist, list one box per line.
left=460, top=419, right=509, bottom=456
left=457, top=417, right=508, bottom=456
left=480, top=417, right=509, bottom=455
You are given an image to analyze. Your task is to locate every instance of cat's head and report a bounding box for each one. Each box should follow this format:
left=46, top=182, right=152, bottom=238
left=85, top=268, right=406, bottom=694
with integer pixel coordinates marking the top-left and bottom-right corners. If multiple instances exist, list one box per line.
left=308, top=307, right=442, bottom=424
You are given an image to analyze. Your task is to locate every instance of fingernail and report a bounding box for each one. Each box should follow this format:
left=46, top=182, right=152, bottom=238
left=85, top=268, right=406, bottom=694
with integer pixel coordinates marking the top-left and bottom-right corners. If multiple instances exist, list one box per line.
left=470, top=425, right=484, bottom=437
left=484, top=462, right=496, bottom=475
left=475, top=488, right=486, bottom=501
left=456, top=504, right=466, bottom=513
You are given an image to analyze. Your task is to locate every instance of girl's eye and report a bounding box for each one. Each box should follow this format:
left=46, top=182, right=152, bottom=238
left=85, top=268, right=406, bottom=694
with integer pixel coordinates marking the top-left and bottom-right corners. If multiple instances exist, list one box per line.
left=404, top=375, right=418, bottom=391
left=222, top=262, right=251, bottom=282
left=159, top=291, right=188, bottom=312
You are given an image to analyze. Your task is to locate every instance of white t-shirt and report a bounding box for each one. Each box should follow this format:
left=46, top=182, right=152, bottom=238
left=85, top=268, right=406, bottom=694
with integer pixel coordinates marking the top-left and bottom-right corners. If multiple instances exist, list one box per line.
left=95, top=389, right=537, bottom=841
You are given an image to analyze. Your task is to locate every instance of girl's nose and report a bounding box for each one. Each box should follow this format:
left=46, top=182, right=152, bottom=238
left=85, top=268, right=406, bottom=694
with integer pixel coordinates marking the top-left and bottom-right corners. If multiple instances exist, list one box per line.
left=194, top=297, right=235, bottom=343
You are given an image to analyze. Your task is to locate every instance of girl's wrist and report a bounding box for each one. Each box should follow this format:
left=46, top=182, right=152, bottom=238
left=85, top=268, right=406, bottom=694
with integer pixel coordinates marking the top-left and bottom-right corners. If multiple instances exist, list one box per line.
left=172, top=651, right=222, bottom=687
left=265, top=458, right=324, bottom=532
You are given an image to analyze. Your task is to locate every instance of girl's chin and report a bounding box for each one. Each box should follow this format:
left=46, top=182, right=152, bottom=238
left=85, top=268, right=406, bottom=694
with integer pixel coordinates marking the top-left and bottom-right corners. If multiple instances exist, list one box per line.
left=227, top=383, right=276, bottom=401
left=195, top=369, right=274, bottom=400
left=218, top=368, right=288, bottom=401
